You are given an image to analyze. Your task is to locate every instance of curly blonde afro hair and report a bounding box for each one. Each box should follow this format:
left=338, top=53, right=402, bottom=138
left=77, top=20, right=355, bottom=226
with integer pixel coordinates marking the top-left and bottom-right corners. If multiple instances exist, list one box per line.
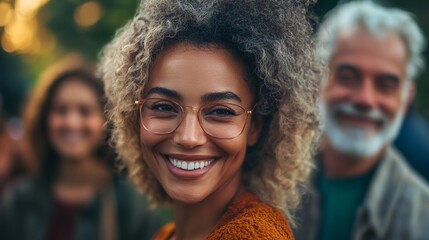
left=99, top=0, right=321, bottom=225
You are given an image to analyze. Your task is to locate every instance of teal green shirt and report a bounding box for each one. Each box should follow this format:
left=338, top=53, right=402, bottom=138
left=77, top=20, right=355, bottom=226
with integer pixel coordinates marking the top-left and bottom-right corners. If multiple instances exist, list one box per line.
left=317, top=168, right=376, bottom=240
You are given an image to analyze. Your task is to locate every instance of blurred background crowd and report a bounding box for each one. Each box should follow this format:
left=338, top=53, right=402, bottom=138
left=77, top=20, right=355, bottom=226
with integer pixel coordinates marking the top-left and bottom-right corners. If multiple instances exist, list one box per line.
left=0, top=0, right=428, bottom=239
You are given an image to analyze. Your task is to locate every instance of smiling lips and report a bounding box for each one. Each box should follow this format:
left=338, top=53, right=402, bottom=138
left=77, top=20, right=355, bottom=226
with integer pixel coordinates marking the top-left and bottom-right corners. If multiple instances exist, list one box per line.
left=168, top=156, right=214, bottom=171
left=337, top=114, right=383, bottom=129
left=58, top=131, right=88, bottom=144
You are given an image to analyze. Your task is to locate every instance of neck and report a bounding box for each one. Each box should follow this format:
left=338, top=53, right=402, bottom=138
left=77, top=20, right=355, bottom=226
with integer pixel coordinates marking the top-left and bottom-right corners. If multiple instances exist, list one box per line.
left=320, top=137, right=385, bottom=179
left=56, top=155, right=111, bottom=187
left=53, top=156, right=112, bottom=205
left=172, top=175, right=244, bottom=240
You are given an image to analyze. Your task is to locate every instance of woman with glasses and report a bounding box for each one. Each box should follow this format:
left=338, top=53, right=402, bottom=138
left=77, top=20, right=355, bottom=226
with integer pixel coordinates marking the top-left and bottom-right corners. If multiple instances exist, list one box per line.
left=100, top=0, right=320, bottom=239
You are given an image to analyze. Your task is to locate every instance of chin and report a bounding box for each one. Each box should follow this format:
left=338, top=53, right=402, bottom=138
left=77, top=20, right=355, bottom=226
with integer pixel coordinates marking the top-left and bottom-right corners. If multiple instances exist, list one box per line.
left=166, top=185, right=210, bottom=205
left=58, top=150, right=91, bottom=160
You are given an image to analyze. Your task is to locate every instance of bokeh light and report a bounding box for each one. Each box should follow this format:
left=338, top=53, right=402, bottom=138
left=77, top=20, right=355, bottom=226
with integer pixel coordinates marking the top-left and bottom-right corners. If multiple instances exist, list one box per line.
left=16, top=0, right=49, bottom=16
left=0, top=0, right=50, bottom=53
left=74, top=1, right=102, bottom=28
left=0, top=2, right=13, bottom=27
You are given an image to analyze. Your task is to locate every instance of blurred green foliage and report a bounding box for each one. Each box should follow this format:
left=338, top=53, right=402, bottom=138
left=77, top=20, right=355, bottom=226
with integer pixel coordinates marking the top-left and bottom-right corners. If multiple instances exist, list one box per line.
left=38, top=0, right=138, bottom=60
left=0, top=48, right=27, bottom=117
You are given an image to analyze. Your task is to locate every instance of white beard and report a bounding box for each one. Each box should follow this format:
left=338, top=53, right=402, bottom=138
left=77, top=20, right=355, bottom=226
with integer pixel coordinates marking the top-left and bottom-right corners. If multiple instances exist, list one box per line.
left=320, top=101, right=405, bottom=158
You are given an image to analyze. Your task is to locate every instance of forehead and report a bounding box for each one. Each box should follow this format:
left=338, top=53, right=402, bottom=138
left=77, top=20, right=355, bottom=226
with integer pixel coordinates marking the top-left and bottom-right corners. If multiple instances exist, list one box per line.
left=331, top=28, right=408, bottom=77
left=147, top=42, right=253, bottom=104
left=52, top=79, right=98, bottom=104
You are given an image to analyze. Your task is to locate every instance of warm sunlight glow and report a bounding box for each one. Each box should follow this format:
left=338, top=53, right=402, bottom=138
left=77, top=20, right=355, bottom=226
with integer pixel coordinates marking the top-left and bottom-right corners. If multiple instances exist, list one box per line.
left=15, top=0, right=49, bottom=16
left=0, top=2, right=13, bottom=27
left=0, top=0, right=50, bottom=53
left=1, top=33, right=14, bottom=53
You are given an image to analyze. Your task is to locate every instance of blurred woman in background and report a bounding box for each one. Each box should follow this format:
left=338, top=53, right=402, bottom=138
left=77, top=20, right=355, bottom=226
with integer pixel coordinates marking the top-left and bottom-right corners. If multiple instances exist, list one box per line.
left=0, top=54, right=169, bottom=240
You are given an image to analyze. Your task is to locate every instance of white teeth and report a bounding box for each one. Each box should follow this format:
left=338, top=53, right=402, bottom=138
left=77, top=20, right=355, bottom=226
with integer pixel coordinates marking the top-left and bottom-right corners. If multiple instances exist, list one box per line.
left=61, top=133, right=85, bottom=143
left=188, top=162, right=194, bottom=170
left=168, top=157, right=214, bottom=171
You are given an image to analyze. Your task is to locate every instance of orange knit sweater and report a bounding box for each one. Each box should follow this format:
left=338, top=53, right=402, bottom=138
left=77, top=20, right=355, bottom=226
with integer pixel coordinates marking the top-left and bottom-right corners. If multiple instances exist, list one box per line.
left=153, top=192, right=294, bottom=239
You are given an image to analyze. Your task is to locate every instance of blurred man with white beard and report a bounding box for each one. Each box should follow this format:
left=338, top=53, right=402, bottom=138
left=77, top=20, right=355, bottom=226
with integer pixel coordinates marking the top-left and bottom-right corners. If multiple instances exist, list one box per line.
left=294, top=2, right=429, bottom=240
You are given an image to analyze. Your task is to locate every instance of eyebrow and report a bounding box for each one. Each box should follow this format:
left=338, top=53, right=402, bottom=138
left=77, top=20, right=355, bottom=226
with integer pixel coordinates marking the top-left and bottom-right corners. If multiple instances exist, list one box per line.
left=146, top=87, right=241, bottom=103
left=336, top=64, right=400, bottom=82
left=335, top=64, right=361, bottom=75
left=146, top=87, right=182, bottom=100
left=376, top=74, right=400, bottom=83
left=201, top=91, right=242, bottom=103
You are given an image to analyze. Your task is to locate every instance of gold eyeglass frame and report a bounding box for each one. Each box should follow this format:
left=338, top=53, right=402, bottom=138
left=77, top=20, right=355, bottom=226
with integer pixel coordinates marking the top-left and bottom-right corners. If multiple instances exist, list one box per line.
left=134, top=98, right=255, bottom=139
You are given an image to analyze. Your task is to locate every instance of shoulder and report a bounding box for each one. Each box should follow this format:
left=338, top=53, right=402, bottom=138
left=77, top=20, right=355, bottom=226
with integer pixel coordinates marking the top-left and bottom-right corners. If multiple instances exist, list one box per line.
left=0, top=179, right=51, bottom=238
left=113, top=178, right=172, bottom=240
left=384, top=148, right=429, bottom=196
left=370, top=148, right=429, bottom=238
left=208, top=193, right=294, bottom=240
left=114, top=177, right=154, bottom=214
left=114, top=177, right=171, bottom=217
left=114, top=177, right=143, bottom=202
left=389, top=149, right=429, bottom=213
left=2, top=178, right=50, bottom=210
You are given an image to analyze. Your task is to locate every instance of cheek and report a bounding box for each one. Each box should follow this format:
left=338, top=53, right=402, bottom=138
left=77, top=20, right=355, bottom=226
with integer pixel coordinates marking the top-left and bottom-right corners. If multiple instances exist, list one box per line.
left=380, top=96, right=403, bottom=119
left=47, top=114, right=63, bottom=132
left=139, top=129, right=165, bottom=162
left=86, top=115, right=105, bottom=135
left=139, top=129, right=160, bottom=150
left=215, top=136, right=249, bottom=161
left=138, top=129, right=167, bottom=178
left=324, top=84, right=350, bottom=103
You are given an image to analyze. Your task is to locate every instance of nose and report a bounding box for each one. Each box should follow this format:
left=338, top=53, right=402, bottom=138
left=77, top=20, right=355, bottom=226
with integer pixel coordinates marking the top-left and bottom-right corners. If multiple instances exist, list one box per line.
left=64, top=110, right=83, bottom=130
left=173, top=109, right=207, bottom=149
left=351, top=78, right=377, bottom=111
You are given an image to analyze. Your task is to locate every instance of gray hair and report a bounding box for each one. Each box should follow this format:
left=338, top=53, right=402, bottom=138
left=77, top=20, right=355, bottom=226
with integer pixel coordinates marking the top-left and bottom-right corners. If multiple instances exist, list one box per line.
left=316, top=1, right=426, bottom=81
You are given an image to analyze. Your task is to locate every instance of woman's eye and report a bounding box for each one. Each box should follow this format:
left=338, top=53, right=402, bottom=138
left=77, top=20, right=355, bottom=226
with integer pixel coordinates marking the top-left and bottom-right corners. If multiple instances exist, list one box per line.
left=205, top=106, right=237, bottom=117
left=146, top=102, right=179, bottom=119
left=212, top=108, right=234, bottom=116
left=79, top=106, right=92, bottom=117
left=51, top=105, right=68, bottom=116
left=151, top=102, right=179, bottom=113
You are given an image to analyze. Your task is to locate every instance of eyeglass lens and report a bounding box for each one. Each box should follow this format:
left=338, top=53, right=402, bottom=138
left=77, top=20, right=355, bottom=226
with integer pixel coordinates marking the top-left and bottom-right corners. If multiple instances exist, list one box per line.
left=139, top=98, right=249, bottom=139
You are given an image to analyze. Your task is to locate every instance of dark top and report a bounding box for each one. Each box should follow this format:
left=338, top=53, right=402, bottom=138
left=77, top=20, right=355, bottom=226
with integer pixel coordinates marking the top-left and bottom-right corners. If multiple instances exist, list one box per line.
left=0, top=177, right=172, bottom=240
left=317, top=167, right=376, bottom=240
left=45, top=199, right=85, bottom=240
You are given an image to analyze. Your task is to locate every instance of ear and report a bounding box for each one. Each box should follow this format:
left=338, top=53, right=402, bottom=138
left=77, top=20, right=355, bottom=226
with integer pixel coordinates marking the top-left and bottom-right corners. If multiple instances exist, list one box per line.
left=405, top=82, right=416, bottom=109
left=247, top=116, right=264, bottom=146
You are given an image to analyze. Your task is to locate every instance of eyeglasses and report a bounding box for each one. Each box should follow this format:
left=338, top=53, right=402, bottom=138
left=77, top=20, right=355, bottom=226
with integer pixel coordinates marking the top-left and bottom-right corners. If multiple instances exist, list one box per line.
left=135, top=98, right=254, bottom=139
